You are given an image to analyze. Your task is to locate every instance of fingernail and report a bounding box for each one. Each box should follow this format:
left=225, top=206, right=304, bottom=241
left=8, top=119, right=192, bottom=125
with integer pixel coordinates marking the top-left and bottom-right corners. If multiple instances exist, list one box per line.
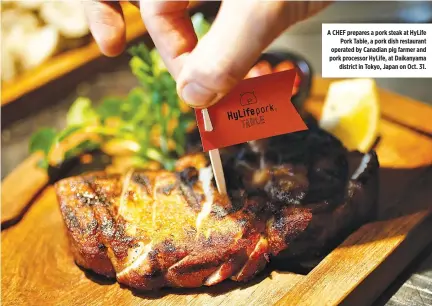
left=181, top=83, right=217, bottom=108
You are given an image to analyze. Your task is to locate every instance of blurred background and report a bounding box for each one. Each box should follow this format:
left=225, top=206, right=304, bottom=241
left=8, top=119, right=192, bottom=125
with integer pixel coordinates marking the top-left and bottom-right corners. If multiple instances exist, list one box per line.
left=2, top=0, right=432, bottom=176
left=270, top=1, right=432, bottom=104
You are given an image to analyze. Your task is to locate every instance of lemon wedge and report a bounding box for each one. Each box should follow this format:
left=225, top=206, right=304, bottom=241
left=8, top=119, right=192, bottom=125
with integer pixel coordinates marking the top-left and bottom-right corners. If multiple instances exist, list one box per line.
left=319, top=79, right=380, bottom=152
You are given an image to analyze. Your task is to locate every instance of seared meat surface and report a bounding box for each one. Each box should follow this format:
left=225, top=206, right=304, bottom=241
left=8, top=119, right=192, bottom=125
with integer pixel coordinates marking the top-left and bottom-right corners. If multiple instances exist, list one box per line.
left=55, top=128, right=379, bottom=290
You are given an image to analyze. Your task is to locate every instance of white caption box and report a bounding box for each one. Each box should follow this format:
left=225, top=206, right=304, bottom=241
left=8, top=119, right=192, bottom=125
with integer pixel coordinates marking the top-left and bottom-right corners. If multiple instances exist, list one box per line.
left=322, top=23, right=432, bottom=78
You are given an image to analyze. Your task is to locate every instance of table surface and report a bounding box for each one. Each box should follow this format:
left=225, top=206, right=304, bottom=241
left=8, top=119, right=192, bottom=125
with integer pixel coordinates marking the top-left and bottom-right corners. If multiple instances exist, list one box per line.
left=379, top=249, right=432, bottom=306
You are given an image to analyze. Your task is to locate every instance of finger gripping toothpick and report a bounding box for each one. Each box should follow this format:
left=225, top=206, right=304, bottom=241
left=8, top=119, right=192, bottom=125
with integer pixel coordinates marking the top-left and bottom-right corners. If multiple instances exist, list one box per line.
left=201, top=109, right=227, bottom=195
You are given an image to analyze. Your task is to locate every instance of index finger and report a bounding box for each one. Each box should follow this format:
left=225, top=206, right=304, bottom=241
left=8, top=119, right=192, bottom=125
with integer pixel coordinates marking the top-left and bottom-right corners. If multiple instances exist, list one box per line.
left=83, top=0, right=126, bottom=57
left=139, top=1, right=198, bottom=79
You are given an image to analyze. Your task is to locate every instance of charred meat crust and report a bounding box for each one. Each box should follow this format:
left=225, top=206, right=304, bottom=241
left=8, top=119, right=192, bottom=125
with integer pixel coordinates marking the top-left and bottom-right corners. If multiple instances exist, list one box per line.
left=55, top=129, right=379, bottom=290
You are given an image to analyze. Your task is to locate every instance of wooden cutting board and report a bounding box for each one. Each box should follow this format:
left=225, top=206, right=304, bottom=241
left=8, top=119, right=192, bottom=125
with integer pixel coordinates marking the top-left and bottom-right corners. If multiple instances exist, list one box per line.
left=2, top=78, right=432, bottom=306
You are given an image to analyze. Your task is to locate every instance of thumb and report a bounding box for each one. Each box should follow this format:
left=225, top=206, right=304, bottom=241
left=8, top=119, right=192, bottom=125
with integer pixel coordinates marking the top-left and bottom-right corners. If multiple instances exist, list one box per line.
left=176, top=0, right=329, bottom=108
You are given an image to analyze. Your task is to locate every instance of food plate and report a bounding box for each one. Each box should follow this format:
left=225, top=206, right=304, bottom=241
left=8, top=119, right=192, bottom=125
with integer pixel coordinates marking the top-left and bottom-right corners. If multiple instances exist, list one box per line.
left=2, top=77, right=432, bottom=306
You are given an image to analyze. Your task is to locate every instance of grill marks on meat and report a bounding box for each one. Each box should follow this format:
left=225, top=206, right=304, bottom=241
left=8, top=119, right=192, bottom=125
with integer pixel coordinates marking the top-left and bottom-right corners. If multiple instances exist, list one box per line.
left=56, top=175, right=117, bottom=277
left=55, top=129, right=379, bottom=290
left=56, top=167, right=258, bottom=289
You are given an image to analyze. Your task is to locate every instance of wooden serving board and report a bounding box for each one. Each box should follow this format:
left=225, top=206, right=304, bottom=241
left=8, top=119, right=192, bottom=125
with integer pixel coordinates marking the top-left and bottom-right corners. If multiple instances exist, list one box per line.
left=2, top=78, right=432, bottom=306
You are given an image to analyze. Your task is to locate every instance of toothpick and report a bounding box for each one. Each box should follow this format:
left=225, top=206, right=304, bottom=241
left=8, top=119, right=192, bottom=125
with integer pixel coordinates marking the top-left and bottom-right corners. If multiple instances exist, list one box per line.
left=208, top=149, right=227, bottom=195
left=201, top=109, right=227, bottom=195
left=202, top=108, right=213, bottom=132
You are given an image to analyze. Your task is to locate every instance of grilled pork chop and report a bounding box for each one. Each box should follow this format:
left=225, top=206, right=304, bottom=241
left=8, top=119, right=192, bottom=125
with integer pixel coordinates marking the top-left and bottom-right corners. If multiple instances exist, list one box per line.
left=55, top=128, right=379, bottom=290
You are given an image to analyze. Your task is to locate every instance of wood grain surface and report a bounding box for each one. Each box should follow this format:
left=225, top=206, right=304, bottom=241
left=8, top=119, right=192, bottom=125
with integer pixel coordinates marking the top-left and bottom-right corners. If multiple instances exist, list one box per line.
left=384, top=244, right=432, bottom=306
left=274, top=211, right=432, bottom=306
left=2, top=78, right=432, bottom=305
left=1, top=152, right=48, bottom=225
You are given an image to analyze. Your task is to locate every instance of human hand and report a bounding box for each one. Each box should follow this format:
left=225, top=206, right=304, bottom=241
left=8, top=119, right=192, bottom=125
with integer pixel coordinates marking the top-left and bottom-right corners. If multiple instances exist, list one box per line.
left=83, top=1, right=330, bottom=108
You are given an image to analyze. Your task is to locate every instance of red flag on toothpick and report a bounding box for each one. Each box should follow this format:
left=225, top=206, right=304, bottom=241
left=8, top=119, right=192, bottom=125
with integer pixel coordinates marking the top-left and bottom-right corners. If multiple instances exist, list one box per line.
left=195, top=69, right=308, bottom=194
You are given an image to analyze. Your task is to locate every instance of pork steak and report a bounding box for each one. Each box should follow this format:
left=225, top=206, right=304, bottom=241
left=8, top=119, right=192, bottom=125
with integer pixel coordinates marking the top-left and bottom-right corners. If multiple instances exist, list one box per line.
left=54, top=128, right=379, bottom=290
